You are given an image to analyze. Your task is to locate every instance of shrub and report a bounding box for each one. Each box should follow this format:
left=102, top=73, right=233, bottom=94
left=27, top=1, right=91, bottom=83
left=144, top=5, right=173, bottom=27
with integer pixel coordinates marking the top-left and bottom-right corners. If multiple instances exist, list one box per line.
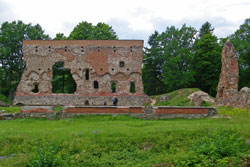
left=27, top=142, right=62, bottom=167
left=0, top=94, right=10, bottom=104
left=191, top=129, right=248, bottom=166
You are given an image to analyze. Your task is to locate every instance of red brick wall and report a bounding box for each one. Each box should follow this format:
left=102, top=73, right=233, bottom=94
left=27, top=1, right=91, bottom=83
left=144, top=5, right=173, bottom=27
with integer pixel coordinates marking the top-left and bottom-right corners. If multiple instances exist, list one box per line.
left=154, top=107, right=209, bottom=114
left=63, top=107, right=144, bottom=114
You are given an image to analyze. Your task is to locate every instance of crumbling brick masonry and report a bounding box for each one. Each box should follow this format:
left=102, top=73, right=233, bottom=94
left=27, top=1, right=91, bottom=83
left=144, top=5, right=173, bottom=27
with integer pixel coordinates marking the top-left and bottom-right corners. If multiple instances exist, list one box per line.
left=14, top=40, right=148, bottom=106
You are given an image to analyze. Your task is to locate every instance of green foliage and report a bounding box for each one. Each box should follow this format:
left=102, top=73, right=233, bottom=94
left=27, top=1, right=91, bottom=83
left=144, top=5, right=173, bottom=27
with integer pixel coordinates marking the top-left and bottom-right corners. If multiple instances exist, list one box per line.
left=201, top=100, right=211, bottom=106
left=142, top=31, right=167, bottom=95
left=230, top=18, right=250, bottom=89
left=168, top=129, right=248, bottom=166
left=28, top=142, right=62, bottom=167
left=190, top=130, right=247, bottom=166
left=217, top=106, right=250, bottom=121
left=129, top=82, right=136, bottom=93
left=0, top=113, right=249, bottom=166
left=53, top=33, right=67, bottom=40
left=111, top=82, right=116, bottom=93
left=0, top=94, right=10, bottom=103
left=143, top=25, right=197, bottom=95
left=198, top=21, right=214, bottom=37
left=155, top=88, right=200, bottom=106
left=54, top=106, right=63, bottom=113
left=68, top=21, right=118, bottom=40
left=0, top=20, right=49, bottom=101
left=161, top=25, right=197, bottom=92
left=193, top=26, right=222, bottom=96
left=0, top=106, right=20, bottom=113
left=153, top=88, right=215, bottom=106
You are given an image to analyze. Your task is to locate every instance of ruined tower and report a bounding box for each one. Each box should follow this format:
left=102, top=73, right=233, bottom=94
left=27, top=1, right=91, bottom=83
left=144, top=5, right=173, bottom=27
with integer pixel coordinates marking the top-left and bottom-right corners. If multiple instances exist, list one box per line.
left=214, top=40, right=239, bottom=106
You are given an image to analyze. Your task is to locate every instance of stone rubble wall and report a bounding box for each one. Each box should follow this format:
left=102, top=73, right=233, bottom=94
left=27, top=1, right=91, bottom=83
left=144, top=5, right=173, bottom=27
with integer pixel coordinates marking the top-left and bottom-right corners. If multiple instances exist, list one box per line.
left=14, top=95, right=148, bottom=106
left=0, top=106, right=217, bottom=120
left=14, top=40, right=146, bottom=106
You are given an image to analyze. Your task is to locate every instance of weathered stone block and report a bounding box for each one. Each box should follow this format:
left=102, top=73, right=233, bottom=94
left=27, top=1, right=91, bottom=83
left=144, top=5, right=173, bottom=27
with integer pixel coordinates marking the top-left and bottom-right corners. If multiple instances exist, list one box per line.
left=188, top=91, right=214, bottom=106
left=20, top=106, right=53, bottom=113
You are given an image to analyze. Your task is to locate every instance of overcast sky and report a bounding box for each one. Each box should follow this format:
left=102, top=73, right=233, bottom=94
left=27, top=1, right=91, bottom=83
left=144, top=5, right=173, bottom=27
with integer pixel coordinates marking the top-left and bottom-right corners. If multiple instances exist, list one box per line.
left=1, top=0, right=250, bottom=46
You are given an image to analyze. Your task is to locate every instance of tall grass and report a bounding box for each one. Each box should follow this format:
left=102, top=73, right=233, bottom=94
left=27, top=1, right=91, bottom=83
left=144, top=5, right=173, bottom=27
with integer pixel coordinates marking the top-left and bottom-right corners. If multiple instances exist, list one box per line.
left=0, top=108, right=249, bottom=166
left=0, top=106, right=20, bottom=113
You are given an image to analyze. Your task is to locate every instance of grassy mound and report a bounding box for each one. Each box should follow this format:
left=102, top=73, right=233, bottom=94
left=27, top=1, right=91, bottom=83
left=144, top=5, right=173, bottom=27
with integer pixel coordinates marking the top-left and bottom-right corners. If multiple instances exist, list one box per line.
left=153, top=88, right=201, bottom=106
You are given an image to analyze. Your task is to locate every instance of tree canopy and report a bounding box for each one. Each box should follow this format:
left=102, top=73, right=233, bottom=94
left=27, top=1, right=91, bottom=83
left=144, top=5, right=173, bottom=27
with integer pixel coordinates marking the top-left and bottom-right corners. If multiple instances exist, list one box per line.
left=68, top=21, right=118, bottom=40
left=192, top=22, right=222, bottom=96
left=230, top=18, right=250, bottom=89
left=143, top=25, right=197, bottom=95
left=0, top=20, right=49, bottom=100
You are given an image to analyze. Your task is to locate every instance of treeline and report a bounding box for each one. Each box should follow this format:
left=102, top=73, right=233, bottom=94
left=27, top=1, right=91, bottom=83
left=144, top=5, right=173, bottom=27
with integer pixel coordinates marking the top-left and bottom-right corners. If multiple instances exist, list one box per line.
left=143, top=19, right=250, bottom=96
left=0, top=19, right=250, bottom=102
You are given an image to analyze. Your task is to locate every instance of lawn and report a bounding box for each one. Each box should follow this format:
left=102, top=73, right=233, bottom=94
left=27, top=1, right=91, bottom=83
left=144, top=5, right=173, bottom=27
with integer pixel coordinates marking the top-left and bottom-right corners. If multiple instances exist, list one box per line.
left=0, top=107, right=249, bottom=166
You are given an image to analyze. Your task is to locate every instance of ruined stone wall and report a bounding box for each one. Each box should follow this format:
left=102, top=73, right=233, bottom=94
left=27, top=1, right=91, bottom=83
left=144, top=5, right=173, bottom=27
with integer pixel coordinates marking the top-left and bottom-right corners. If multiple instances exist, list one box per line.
left=215, top=40, right=250, bottom=108
left=14, top=40, right=147, bottom=106
left=215, top=40, right=239, bottom=106
left=0, top=106, right=217, bottom=120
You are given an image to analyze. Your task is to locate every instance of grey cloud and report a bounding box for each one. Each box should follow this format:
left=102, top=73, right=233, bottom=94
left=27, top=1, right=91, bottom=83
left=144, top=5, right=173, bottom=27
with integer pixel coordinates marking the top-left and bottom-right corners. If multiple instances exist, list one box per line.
left=61, top=21, right=78, bottom=36
left=0, top=0, right=15, bottom=24
left=108, top=15, right=242, bottom=47
left=107, top=18, right=152, bottom=47
left=183, top=17, right=239, bottom=37
left=150, top=16, right=240, bottom=38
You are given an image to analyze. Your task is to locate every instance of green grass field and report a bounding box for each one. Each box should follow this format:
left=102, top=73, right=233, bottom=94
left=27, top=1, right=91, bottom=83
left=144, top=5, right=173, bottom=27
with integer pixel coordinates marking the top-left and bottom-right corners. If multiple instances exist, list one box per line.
left=0, top=107, right=250, bottom=167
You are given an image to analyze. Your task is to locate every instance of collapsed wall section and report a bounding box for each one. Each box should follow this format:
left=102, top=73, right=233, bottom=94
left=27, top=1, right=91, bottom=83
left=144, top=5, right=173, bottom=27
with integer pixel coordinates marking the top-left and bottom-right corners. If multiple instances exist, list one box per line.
left=14, top=40, right=147, bottom=106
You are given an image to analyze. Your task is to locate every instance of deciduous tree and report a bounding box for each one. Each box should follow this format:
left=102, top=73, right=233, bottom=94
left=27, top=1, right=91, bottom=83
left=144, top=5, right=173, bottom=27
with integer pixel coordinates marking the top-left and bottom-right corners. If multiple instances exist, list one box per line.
left=143, top=31, right=166, bottom=95
left=161, top=25, right=197, bottom=92
left=68, top=21, right=118, bottom=40
left=0, top=20, right=49, bottom=101
left=192, top=22, right=221, bottom=96
left=230, top=18, right=250, bottom=89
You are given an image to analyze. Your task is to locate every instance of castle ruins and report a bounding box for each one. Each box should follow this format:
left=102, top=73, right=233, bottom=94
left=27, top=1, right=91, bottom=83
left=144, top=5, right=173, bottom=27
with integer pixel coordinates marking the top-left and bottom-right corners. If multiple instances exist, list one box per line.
left=14, top=40, right=147, bottom=106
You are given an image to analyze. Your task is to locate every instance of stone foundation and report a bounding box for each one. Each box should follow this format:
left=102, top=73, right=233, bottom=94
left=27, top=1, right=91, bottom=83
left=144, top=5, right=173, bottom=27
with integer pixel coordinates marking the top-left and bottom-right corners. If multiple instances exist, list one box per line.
left=14, top=95, right=147, bottom=106
left=0, top=106, right=217, bottom=120
left=20, top=106, right=53, bottom=113
left=62, top=106, right=216, bottom=119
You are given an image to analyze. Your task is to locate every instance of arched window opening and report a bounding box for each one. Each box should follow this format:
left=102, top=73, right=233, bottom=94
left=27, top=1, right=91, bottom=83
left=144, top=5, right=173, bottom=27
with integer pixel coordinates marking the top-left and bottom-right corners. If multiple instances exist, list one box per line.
left=84, top=100, right=89, bottom=105
left=52, top=62, right=76, bottom=94
left=32, top=83, right=39, bottom=93
left=111, top=82, right=116, bottom=93
left=94, top=81, right=99, bottom=89
left=119, top=61, right=125, bottom=67
left=85, top=68, right=89, bottom=80
left=130, top=82, right=136, bottom=93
